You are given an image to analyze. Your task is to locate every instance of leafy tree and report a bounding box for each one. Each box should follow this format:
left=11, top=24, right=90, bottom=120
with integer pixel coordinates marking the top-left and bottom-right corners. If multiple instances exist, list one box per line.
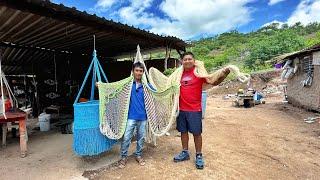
left=306, top=31, right=320, bottom=47
left=245, top=29, right=305, bottom=69
left=162, top=21, right=320, bottom=73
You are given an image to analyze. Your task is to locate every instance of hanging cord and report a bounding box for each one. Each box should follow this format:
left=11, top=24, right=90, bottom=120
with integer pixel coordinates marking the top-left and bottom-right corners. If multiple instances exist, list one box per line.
left=74, top=35, right=105, bottom=104
left=90, top=35, right=96, bottom=100
left=24, top=75, right=27, bottom=108
left=53, top=53, right=58, bottom=92
left=93, top=35, right=96, bottom=51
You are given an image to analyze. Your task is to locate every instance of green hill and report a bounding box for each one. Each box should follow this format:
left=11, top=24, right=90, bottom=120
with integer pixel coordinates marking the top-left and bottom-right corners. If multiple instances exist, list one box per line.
left=188, top=22, right=320, bottom=73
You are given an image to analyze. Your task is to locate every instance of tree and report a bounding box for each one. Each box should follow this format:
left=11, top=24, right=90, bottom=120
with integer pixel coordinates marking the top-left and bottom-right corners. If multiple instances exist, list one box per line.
left=245, top=29, right=305, bottom=69
left=306, top=31, right=320, bottom=47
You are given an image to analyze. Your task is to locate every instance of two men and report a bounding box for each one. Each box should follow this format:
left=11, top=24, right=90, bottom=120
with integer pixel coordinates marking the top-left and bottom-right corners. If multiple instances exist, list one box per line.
left=100, top=52, right=230, bottom=170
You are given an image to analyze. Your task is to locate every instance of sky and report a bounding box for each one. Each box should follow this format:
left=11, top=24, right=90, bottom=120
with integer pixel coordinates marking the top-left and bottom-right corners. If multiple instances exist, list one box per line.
left=51, top=0, right=320, bottom=40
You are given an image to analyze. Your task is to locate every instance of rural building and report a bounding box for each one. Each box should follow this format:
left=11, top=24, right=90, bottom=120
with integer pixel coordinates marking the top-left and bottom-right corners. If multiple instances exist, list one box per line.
left=276, top=44, right=320, bottom=112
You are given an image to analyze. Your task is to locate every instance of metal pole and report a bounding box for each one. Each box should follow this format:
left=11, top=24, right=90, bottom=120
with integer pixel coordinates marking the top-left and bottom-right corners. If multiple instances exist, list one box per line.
left=54, top=52, right=57, bottom=92
left=93, top=35, right=96, bottom=50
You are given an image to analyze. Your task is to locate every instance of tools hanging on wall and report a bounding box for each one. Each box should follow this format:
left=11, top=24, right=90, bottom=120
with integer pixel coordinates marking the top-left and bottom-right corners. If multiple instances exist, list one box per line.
left=302, top=56, right=314, bottom=87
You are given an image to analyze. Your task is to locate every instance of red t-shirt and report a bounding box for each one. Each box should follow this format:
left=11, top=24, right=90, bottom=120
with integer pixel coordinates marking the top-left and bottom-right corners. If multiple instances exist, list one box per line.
left=179, top=67, right=206, bottom=111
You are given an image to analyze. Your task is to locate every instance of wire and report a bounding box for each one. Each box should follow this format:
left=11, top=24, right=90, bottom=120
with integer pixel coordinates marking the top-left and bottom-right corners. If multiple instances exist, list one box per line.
left=54, top=53, right=57, bottom=92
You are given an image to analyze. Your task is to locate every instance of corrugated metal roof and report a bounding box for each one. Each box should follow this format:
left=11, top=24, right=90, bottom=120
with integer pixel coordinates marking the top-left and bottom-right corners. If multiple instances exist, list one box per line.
left=273, top=44, right=320, bottom=64
left=0, top=0, right=187, bottom=74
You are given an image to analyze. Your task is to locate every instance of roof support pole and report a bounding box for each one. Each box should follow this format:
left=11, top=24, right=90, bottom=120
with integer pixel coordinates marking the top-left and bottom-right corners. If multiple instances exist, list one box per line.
left=164, top=45, right=172, bottom=70
left=164, top=46, right=168, bottom=70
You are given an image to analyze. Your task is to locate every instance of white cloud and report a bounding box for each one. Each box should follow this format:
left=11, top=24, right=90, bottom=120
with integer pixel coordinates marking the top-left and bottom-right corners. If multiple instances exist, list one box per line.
left=262, top=20, right=285, bottom=28
left=95, top=0, right=116, bottom=9
left=116, top=0, right=254, bottom=39
left=268, top=0, right=286, bottom=6
left=90, top=0, right=117, bottom=13
left=287, top=0, right=320, bottom=26
left=262, top=0, right=320, bottom=29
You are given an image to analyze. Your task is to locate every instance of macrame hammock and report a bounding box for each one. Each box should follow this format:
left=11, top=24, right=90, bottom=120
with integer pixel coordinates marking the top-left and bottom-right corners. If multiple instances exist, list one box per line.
left=98, top=46, right=250, bottom=143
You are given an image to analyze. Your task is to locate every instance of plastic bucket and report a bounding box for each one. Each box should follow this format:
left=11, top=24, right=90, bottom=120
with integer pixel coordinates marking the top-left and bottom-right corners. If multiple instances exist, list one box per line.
left=201, top=91, right=207, bottom=119
left=39, top=113, right=51, bottom=131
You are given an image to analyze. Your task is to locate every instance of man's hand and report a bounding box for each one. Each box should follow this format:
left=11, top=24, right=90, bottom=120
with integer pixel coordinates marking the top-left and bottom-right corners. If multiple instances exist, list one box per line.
left=211, top=67, right=230, bottom=86
left=223, top=67, right=230, bottom=74
left=95, top=82, right=100, bottom=88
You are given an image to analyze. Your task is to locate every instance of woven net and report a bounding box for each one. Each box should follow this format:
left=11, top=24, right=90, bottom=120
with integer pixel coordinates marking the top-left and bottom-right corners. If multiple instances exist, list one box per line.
left=98, top=46, right=249, bottom=141
left=99, top=77, right=133, bottom=139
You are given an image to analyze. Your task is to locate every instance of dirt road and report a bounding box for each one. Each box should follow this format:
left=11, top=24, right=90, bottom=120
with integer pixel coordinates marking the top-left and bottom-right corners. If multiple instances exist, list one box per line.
left=93, top=96, right=320, bottom=180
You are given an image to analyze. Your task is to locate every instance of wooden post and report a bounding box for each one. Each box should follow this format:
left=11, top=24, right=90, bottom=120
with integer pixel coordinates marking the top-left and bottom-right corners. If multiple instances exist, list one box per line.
left=2, top=123, right=7, bottom=147
left=176, top=49, right=184, bottom=58
left=19, top=116, right=28, bottom=158
left=176, top=49, right=185, bottom=67
left=174, top=58, right=177, bottom=68
left=164, top=46, right=169, bottom=70
left=164, top=46, right=172, bottom=70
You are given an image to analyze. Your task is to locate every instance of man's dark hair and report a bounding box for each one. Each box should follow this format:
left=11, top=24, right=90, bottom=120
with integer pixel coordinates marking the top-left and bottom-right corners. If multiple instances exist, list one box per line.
left=181, top=51, right=195, bottom=59
left=132, top=62, right=145, bottom=71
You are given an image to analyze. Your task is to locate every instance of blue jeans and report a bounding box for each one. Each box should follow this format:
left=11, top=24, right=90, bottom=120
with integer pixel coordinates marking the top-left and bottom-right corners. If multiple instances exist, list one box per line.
left=120, top=119, right=146, bottom=158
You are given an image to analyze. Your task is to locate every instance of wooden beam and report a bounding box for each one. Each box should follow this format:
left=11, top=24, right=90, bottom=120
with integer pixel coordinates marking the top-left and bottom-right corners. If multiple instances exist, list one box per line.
left=10, top=16, right=46, bottom=39
left=51, top=31, right=106, bottom=50
left=42, top=29, right=101, bottom=49
left=0, top=13, right=34, bottom=40
left=0, top=41, right=72, bottom=54
left=38, top=26, right=92, bottom=47
left=6, top=48, right=19, bottom=62
left=15, top=49, right=29, bottom=64
left=19, top=22, right=70, bottom=44
left=0, top=10, right=20, bottom=32
left=22, top=50, right=43, bottom=66
left=10, top=48, right=23, bottom=62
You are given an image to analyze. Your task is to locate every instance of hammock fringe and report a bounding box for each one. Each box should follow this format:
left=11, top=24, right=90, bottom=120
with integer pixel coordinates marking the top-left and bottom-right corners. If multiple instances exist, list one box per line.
left=73, top=127, right=117, bottom=156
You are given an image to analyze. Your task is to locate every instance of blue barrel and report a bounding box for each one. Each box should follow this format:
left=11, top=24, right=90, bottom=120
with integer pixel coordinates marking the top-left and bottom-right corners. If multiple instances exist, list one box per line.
left=201, top=91, right=207, bottom=119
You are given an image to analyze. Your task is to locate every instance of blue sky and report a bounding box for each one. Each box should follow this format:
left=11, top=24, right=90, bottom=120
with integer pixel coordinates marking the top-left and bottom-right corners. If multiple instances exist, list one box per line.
left=51, top=0, right=320, bottom=40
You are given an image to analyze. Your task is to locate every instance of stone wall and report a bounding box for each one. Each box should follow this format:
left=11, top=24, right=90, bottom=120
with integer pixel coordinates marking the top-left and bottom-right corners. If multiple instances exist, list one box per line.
left=287, top=61, right=320, bottom=112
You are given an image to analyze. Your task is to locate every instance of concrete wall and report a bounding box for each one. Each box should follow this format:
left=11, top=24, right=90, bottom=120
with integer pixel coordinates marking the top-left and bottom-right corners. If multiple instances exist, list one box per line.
left=287, top=57, right=320, bottom=111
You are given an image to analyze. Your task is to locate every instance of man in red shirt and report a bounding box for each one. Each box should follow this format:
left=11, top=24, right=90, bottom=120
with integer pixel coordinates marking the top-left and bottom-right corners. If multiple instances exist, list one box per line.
left=173, top=52, right=230, bottom=169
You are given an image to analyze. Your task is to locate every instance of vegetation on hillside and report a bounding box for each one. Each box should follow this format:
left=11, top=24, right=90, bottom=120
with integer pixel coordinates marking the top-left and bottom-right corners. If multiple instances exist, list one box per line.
left=188, top=22, right=320, bottom=72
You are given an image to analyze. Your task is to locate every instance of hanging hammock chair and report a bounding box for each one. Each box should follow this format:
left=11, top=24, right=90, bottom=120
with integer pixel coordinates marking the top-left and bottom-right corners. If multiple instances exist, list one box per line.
left=73, top=50, right=117, bottom=156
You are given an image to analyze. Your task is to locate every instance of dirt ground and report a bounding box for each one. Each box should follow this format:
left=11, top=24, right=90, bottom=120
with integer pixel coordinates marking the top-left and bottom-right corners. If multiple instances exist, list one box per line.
left=91, top=96, right=320, bottom=180
left=1, top=95, right=320, bottom=180
left=0, top=124, right=120, bottom=180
